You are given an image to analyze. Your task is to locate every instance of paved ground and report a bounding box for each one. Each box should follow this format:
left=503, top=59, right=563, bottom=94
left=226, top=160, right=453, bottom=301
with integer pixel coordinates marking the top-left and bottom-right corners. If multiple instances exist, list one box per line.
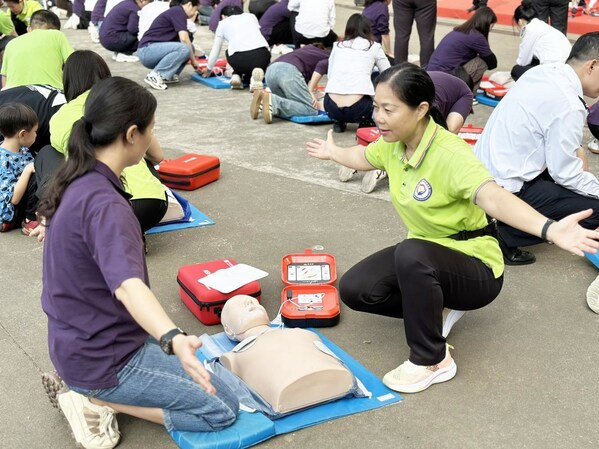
left=1, top=2, right=598, bottom=448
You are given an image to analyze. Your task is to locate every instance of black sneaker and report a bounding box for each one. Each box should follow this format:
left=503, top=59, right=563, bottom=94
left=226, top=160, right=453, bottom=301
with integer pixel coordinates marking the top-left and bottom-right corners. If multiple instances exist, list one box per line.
left=498, top=235, right=536, bottom=265
left=333, top=122, right=346, bottom=133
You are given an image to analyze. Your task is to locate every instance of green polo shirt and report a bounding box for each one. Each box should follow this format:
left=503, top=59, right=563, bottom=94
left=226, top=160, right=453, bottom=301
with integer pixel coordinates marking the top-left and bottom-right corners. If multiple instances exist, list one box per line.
left=49, top=90, right=165, bottom=202
left=0, top=15, right=15, bottom=36
left=49, top=90, right=89, bottom=155
left=4, top=1, right=42, bottom=27
left=1, top=29, right=73, bottom=89
left=365, top=118, right=504, bottom=278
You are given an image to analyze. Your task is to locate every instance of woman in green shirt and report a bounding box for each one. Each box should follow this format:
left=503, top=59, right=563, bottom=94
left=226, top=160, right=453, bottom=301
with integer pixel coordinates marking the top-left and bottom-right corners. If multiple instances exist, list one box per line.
left=307, top=63, right=599, bottom=394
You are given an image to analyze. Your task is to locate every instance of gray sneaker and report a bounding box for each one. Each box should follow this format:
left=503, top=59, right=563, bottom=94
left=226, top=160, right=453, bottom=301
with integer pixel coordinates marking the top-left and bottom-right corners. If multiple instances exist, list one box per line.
left=58, top=390, right=120, bottom=449
left=338, top=166, right=357, bottom=182
left=361, top=170, right=387, bottom=193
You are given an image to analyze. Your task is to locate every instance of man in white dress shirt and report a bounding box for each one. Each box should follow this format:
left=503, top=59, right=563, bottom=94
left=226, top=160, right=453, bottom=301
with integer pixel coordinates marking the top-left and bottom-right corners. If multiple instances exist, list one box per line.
left=474, top=32, right=599, bottom=265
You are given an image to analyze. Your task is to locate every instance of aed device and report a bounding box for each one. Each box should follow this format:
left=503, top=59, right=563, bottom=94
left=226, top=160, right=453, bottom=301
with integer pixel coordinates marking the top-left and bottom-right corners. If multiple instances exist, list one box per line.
left=458, top=124, right=484, bottom=146
left=280, top=249, right=340, bottom=328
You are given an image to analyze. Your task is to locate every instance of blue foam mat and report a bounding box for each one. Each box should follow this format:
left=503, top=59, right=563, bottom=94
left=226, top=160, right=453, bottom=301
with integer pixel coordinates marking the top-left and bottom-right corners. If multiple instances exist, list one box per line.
left=191, top=73, right=232, bottom=89
left=585, top=251, right=599, bottom=268
left=283, top=111, right=334, bottom=124
left=170, top=330, right=402, bottom=449
left=145, top=205, right=214, bottom=235
left=475, top=93, right=499, bottom=107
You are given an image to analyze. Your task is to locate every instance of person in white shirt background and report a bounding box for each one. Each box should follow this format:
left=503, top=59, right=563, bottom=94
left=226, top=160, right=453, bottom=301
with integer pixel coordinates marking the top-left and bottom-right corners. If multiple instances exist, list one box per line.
left=510, top=0, right=572, bottom=81
left=287, top=0, right=337, bottom=49
left=474, top=32, right=599, bottom=268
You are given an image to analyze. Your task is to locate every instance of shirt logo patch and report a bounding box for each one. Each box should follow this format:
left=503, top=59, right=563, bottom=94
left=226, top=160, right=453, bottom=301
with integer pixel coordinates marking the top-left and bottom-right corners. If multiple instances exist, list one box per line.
left=413, top=179, right=432, bottom=201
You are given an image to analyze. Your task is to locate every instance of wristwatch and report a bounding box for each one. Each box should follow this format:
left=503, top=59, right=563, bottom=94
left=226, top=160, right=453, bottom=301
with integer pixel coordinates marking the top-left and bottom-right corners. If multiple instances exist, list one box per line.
left=159, top=328, right=187, bottom=355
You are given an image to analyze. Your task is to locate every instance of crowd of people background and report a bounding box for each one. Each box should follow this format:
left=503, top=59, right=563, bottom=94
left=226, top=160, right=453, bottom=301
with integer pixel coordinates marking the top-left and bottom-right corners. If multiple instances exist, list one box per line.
left=1, top=0, right=599, bottom=448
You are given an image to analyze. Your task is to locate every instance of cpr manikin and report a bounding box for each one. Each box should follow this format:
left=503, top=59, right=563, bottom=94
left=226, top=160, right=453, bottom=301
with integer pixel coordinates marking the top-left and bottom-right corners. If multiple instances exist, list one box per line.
left=218, top=295, right=360, bottom=415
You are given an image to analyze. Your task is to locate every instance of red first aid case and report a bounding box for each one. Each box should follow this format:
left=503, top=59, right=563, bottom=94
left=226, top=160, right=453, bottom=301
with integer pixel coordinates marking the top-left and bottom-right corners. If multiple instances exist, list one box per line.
left=480, top=79, right=509, bottom=100
left=458, top=124, right=484, bottom=146
left=177, top=259, right=262, bottom=325
left=280, top=249, right=340, bottom=328
left=356, top=127, right=381, bottom=146
left=194, top=57, right=228, bottom=75
left=158, top=154, right=220, bottom=191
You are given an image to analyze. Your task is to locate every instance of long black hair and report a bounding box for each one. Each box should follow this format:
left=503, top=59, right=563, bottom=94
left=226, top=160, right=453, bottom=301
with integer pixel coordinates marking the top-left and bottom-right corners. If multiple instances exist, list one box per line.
left=38, top=77, right=157, bottom=222
left=513, top=0, right=537, bottom=25
left=375, top=63, right=448, bottom=130
left=454, top=6, right=497, bottom=41
left=340, top=13, right=374, bottom=49
left=63, top=50, right=111, bottom=102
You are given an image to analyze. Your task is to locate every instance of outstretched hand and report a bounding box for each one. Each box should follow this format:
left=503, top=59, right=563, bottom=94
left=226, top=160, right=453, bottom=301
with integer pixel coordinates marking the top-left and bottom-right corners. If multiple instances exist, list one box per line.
left=547, top=209, right=599, bottom=256
left=173, top=334, right=216, bottom=394
left=306, top=129, right=336, bottom=160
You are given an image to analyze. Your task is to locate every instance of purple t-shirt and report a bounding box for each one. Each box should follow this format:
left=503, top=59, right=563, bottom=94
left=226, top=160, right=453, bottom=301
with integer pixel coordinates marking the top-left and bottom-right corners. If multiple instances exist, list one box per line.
left=427, top=30, right=493, bottom=73
left=91, top=0, right=108, bottom=24
left=73, top=0, right=85, bottom=17
left=138, top=5, right=188, bottom=48
left=208, top=0, right=243, bottom=32
left=259, top=0, right=290, bottom=40
left=41, top=161, right=149, bottom=390
left=428, top=71, right=473, bottom=120
left=276, top=44, right=329, bottom=81
left=362, top=1, right=389, bottom=43
left=99, top=0, right=140, bottom=46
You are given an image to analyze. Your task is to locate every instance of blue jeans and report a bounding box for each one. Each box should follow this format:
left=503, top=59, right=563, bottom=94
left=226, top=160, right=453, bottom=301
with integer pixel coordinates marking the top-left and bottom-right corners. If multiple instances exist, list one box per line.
left=69, top=338, right=239, bottom=432
left=265, top=62, right=318, bottom=118
left=137, top=42, right=191, bottom=81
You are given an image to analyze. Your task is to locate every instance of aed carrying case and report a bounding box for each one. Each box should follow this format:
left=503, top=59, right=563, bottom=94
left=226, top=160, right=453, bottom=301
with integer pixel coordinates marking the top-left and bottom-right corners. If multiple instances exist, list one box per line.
left=280, top=249, right=340, bottom=328
left=178, top=259, right=261, bottom=325
left=457, top=124, right=484, bottom=146
left=158, top=154, right=220, bottom=191
left=356, top=127, right=381, bottom=146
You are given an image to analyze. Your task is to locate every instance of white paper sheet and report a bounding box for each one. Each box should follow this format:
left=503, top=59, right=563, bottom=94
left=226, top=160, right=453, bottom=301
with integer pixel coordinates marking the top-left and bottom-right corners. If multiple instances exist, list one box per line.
left=197, top=263, right=269, bottom=293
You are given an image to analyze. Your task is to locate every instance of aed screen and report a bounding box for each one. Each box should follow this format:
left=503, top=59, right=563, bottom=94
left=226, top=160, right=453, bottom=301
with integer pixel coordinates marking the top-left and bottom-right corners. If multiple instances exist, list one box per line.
left=287, top=263, right=331, bottom=283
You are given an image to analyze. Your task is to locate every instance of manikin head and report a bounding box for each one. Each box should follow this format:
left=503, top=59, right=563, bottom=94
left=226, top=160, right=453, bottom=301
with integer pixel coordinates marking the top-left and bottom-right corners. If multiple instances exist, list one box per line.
left=221, top=295, right=270, bottom=341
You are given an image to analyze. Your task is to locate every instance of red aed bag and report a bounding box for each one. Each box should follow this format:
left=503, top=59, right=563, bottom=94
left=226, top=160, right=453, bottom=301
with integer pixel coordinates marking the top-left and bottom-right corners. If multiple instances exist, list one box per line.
left=280, top=249, right=340, bottom=328
left=177, top=259, right=262, bottom=325
left=356, top=127, right=381, bottom=146
left=158, top=154, right=220, bottom=191
left=480, top=79, right=509, bottom=99
left=458, top=124, right=484, bottom=146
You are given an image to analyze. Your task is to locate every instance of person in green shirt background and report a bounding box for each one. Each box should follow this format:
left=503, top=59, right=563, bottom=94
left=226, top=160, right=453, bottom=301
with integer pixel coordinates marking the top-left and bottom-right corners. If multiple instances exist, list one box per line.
left=4, top=0, right=43, bottom=35
left=0, top=13, right=17, bottom=37
left=306, top=62, right=599, bottom=395
left=0, top=10, right=73, bottom=89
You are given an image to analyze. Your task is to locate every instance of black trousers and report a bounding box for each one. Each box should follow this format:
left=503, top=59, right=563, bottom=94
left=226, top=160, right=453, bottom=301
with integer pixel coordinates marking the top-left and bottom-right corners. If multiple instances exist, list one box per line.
left=294, top=30, right=338, bottom=49
left=267, top=20, right=294, bottom=46
left=323, top=94, right=373, bottom=126
left=534, top=0, right=569, bottom=35
left=392, top=0, right=437, bottom=67
left=499, top=171, right=599, bottom=247
left=511, top=57, right=540, bottom=81
left=226, top=47, right=271, bottom=84
left=9, top=174, right=38, bottom=224
left=340, top=240, right=503, bottom=365
left=34, top=145, right=65, bottom=203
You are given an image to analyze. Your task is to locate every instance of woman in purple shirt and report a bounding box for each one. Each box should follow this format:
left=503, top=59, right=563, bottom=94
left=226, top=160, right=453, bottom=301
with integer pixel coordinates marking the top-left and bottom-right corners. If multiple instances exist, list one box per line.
left=137, top=0, right=201, bottom=90
left=39, top=76, right=238, bottom=449
left=426, top=6, right=498, bottom=93
left=362, top=0, right=392, bottom=58
left=99, top=0, right=151, bottom=62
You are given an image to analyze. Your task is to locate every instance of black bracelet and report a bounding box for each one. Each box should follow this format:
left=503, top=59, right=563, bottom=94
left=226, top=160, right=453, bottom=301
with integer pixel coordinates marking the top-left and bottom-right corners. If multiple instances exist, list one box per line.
left=541, top=219, right=555, bottom=242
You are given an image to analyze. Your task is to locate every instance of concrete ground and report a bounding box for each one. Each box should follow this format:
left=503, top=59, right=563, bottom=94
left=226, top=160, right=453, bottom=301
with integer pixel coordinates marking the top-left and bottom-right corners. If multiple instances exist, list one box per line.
left=1, top=2, right=599, bottom=448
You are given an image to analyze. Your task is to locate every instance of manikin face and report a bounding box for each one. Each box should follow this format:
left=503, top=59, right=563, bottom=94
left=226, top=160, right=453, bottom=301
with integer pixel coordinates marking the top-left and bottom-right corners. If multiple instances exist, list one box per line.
left=221, top=295, right=269, bottom=341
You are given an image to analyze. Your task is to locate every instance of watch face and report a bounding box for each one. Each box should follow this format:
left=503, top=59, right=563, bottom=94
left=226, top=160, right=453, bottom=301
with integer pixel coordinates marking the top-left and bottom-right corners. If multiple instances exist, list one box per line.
left=160, top=338, right=172, bottom=355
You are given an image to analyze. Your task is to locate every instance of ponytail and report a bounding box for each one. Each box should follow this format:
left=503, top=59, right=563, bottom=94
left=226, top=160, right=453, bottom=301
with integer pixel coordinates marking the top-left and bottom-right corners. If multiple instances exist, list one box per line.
left=429, top=106, right=448, bottom=131
left=513, top=0, right=537, bottom=25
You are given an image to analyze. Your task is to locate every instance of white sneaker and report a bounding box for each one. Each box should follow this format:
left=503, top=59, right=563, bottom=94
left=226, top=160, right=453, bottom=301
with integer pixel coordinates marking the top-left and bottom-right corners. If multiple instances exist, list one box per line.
left=586, top=274, right=599, bottom=314
left=382, top=348, right=457, bottom=393
left=144, top=71, right=167, bottom=90
left=249, top=67, right=264, bottom=92
left=163, top=74, right=179, bottom=84
left=58, top=390, right=120, bottom=449
left=588, top=138, right=599, bottom=154
left=63, top=14, right=80, bottom=30
left=442, top=308, right=466, bottom=338
left=230, top=74, right=243, bottom=90
left=361, top=170, right=387, bottom=193
left=338, top=165, right=357, bottom=182
left=279, top=45, right=294, bottom=55
left=88, top=23, right=99, bottom=43
left=115, top=53, right=139, bottom=63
